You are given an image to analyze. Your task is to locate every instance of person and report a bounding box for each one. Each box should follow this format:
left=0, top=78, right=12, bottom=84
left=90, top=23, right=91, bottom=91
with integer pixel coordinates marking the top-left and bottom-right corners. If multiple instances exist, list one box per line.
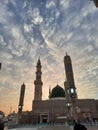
left=0, top=120, right=4, bottom=130
left=73, top=121, right=87, bottom=130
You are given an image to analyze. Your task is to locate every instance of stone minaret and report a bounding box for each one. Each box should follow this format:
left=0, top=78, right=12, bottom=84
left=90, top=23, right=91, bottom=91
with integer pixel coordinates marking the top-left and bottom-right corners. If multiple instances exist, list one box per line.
left=18, top=83, right=25, bottom=113
left=49, top=86, right=51, bottom=99
left=34, top=58, right=43, bottom=100
left=0, top=63, right=1, bottom=70
left=64, top=53, right=77, bottom=99
left=64, top=53, right=78, bottom=121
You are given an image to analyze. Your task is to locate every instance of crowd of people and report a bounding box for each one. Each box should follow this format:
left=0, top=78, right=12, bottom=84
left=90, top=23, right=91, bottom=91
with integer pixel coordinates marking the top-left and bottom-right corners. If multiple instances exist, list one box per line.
left=0, top=119, right=88, bottom=130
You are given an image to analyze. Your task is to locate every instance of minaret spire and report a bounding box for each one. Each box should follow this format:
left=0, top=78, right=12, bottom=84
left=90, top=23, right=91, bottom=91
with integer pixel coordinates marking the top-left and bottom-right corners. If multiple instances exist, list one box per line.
left=64, top=54, right=77, bottom=99
left=64, top=54, right=78, bottom=121
left=34, top=58, right=43, bottom=100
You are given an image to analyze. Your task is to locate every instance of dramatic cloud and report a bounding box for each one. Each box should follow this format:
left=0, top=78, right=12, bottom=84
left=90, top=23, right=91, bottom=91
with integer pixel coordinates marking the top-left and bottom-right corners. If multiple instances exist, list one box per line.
left=0, top=0, right=98, bottom=115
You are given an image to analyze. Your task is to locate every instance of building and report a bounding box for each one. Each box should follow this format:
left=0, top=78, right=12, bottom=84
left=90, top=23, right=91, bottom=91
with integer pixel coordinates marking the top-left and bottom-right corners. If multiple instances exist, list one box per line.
left=18, top=54, right=98, bottom=124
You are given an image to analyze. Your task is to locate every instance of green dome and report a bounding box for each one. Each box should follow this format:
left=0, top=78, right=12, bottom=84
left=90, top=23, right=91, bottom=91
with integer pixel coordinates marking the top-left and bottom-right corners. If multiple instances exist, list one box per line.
left=50, top=85, right=65, bottom=98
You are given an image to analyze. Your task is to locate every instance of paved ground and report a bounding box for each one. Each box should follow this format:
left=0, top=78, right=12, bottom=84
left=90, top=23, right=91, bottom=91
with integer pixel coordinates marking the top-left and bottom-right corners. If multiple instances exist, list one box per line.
left=38, top=125, right=98, bottom=130
left=4, top=124, right=98, bottom=130
left=86, top=125, right=98, bottom=130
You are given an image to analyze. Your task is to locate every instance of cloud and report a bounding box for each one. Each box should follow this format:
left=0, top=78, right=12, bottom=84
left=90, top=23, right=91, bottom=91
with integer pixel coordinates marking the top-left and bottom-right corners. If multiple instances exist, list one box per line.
left=0, top=0, right=98, bottom=115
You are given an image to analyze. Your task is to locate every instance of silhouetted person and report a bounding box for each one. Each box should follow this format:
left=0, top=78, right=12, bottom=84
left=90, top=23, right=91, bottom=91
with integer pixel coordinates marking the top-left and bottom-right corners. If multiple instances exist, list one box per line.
left=74, top=121, right=87, bottom=130
left=0, top=120, right=4, bottom=130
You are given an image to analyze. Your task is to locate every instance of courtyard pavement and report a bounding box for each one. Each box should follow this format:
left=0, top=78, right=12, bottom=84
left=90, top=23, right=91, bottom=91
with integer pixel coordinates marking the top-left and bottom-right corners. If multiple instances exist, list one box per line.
left=38, top=124, right=98, bottom=130
left=4, top=124, right=98, bottom=130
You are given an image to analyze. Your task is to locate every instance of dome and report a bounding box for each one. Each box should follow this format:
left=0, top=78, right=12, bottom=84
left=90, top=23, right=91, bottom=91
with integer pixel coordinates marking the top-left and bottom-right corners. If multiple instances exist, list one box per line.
left=50, top=85, right=65, bottom=98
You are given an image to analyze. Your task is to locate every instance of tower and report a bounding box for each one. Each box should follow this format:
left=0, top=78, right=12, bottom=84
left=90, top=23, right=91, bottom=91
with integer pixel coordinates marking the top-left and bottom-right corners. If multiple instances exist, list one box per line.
left=64, top=53, right=77, bottom=100
left=34, top=58, right=43, bottom=100
left=18, top=83, right=25, bottom=113
left=0, top=63, right=1, bottom=70
left=64, top=53, right=78, bottom=121
left=49, top=86, right=51, bottom=99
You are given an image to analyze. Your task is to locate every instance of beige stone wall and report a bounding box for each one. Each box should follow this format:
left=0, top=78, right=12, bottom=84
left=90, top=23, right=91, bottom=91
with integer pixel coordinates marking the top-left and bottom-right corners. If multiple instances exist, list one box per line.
left=20, top=98, right=98, bottom=124
left=32, top=99, right=98, bottom=123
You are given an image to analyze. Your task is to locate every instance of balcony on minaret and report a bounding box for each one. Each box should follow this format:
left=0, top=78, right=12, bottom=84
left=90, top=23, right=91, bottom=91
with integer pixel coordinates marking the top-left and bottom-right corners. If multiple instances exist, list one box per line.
left=64, top=54, right=78, bottom=99
left=36, top=71, right=42, bottom=75
left=34, top=80, right=43, bottom=85
left=34, top=58, right=43, bottom=101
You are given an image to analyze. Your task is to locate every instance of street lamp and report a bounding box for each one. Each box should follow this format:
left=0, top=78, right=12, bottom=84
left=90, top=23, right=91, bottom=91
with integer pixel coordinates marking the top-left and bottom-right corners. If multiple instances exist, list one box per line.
left=66, top=102, right=72, bottom=116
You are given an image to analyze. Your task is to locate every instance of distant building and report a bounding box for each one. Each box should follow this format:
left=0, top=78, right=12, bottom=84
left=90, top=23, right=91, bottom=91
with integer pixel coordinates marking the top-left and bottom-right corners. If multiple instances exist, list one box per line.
left=18, top=54, right=98, bottom=124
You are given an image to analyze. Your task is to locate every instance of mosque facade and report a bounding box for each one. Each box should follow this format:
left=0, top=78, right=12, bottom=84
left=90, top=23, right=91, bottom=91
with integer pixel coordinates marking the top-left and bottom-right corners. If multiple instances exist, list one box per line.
left=18, top=54, right=98, bottom=124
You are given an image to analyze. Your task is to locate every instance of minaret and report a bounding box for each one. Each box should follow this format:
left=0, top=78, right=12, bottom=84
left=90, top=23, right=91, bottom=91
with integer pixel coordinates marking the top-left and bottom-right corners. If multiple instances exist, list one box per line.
left=64, top=53, right=77, bottom=99
left=49, top=86, right=51, bottom=99
left=18, top=83, right=25, bottom=113
left=34, top=58, right=43, bottom=100
left=0, top=63, right=1, bottom=70
left=64, top=81, right=71, bottom=102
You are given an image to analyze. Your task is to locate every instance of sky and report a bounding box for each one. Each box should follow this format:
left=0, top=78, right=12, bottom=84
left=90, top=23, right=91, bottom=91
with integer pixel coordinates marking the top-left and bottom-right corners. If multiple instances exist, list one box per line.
left=0, top=0, right=98, bottom=116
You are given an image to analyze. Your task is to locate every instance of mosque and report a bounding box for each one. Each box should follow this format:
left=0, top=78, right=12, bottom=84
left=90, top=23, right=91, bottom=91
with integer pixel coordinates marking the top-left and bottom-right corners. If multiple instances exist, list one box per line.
left=18, top=54, right=98, bottom=124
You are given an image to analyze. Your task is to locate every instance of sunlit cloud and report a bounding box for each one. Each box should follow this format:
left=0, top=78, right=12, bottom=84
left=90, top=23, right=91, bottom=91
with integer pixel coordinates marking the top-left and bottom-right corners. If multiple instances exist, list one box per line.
left=0, top=0, right=98, bottom=115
